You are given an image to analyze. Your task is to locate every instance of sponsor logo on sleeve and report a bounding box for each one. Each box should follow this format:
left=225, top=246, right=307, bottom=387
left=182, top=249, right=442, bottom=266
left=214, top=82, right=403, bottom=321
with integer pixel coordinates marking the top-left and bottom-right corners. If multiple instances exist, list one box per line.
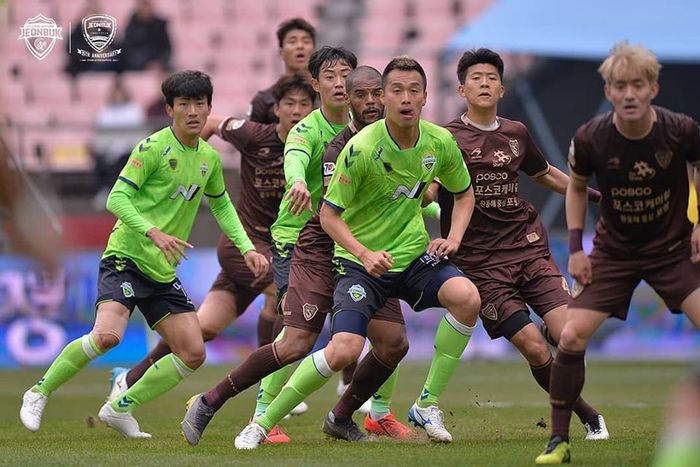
left=323, top=162, right=336, bottom=176
left=226, top=119, right=246, bottom=131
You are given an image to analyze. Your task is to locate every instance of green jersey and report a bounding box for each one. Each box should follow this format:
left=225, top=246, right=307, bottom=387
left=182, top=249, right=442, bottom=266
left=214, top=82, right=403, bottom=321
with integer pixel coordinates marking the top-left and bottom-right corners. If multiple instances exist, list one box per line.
left=103, top=127, right=254, bottom=282
left=270, top=108, right=347, bottom=250
left=324, top=119, right=471, bottom=271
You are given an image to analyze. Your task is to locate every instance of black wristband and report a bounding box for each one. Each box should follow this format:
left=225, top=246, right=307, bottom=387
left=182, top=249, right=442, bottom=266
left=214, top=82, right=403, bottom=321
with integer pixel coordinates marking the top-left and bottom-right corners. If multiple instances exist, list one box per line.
left=569, top=228, right=584, bottom=254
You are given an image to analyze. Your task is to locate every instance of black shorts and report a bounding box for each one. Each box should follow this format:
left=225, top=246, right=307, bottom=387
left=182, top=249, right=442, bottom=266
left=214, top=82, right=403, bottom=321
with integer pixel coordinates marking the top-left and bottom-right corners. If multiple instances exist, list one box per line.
left=331, top=252, right=464, bottom=336
left=272, top=242, right=294, bottom=306
left=96, top=256, right=195, bottom=329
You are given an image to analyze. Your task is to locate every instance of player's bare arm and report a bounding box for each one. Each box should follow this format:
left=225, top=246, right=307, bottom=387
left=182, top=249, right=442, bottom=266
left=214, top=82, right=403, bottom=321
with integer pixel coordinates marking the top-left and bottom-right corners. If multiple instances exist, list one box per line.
left=200, top=115, right=226, bottom=141
left=428, top=186, right=474, bottom=258
left=566, top=172, right=592, bottom=284
left=320, top=202, right=392, bottom=277
left=422, top=181, right=440, bottom=206
left=534, top=165, right=602, bottom=202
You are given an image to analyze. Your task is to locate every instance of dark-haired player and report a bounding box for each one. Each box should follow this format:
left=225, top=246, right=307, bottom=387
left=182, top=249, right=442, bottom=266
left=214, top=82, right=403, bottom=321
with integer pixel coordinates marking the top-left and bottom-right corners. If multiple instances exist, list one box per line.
left=248, top=17, right=316, bottom=124
left=232, top=56, right=481, bottom=449
left=536, top=42, right=700, bottom=464
left=179, top=47, right=357, bottom=446
left=435, top=47, right=607, bottom=445
left=106, top=74, right=315, bottom=402
left=19, top=70, right=268, bottom=439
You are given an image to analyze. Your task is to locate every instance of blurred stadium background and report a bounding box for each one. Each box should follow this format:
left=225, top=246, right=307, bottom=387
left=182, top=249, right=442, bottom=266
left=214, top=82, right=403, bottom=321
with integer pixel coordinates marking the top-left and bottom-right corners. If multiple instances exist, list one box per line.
left=0, top=0, right=698, bottom=371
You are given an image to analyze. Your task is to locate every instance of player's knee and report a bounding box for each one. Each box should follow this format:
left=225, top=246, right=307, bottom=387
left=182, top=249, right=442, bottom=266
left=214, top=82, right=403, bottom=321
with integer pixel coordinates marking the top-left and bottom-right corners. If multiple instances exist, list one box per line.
left=91, top=331, right=121, bottom=352
left=177, top=343, right=206, bottom=369
left=558, top=325, right=585, bottom=352
left=326, top=335, right=364, bottom=371
left=440, top=277, right=481, bottom=325
left=373, top=333, right=409, bottom=366
left=276, top=329, right=315, bottom=363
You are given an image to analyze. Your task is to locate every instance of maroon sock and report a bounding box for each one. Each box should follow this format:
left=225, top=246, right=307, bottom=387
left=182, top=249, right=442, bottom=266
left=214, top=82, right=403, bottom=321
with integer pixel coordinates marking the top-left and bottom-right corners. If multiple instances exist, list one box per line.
left=203, top=343, right=282, bottom=411
left=549, top=348, right=586, bottom=440
left=341, top=361, right=357, bottom=386
left=125, top=339, right=172, bottom=387
left=256, top=314, right=276, bottom=347
left=531, top=356, right=598, bottom=424
left=332, top=351, right=395, bottom=421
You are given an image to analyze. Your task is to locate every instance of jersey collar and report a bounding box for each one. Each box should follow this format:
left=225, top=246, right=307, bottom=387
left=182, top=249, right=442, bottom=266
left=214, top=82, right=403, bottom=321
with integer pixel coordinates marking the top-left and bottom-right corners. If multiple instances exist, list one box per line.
left=168, top=126, right=200, bottom=152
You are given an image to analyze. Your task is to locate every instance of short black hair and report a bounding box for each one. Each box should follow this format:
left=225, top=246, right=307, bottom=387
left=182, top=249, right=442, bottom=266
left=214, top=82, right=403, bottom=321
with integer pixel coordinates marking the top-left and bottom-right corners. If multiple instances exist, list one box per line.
left=346, top=65, right=382, bottom=93
left=308, top=46, right=357, bottom=80
left=382, top=56, right=427, bottom=90
left=271, top=73, right=316, bottom=103
left=161, top=70, right=213, bottom=107
left=277, top=17, right=316, bottom=48
left=457, top=48, right=504, bottom=84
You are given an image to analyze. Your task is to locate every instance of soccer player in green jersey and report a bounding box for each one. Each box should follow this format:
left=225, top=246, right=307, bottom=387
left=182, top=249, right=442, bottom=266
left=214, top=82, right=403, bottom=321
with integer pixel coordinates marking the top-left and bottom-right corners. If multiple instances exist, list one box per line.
left=233, top=57, right=482, bottom=449
left=19, top=70, right=268, bottom=438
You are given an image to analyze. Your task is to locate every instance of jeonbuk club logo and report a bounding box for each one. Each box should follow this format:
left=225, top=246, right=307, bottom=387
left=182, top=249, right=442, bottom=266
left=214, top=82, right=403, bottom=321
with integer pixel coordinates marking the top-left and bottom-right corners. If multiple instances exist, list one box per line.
left=82, top=14, right=116, bottom=52
left=17, top=14, right=64, bottom=61
left=77, top=14, right=121, bottom=60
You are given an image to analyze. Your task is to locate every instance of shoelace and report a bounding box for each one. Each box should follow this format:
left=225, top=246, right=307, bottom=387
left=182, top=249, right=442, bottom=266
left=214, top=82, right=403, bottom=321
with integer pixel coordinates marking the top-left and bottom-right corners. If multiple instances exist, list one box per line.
left=428, top=408, right=445, bottom=426
left=240, top=425, right=265, bottom=444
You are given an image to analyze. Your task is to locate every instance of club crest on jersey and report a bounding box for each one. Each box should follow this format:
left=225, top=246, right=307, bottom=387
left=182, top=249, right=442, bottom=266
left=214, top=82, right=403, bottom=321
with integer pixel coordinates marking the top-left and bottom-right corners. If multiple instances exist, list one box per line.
left=200, top=162, right=208, bottom=177
left=654, top=150, right=673, bottom=169
left=226, top=119, right=245, bottom=131
left=347, top=284, right=367, bottom=302
left=422, top=155, right=436, bottom=172
left=323, top=162, right=336, bottom=176
left=470, top=148, right=483, bottom=160
left=509, top=139, right=519, bottom=158
left=629, top=160, right=656, bottom=181
left=121, top=281, right=134, bottom=298
left=492, top=150, right=511, bottom=167
left=481, top=303, right=497, bottom=321
left=302, top=303, right=319, bottom=321
left=169, top=158, right=178, bottom=170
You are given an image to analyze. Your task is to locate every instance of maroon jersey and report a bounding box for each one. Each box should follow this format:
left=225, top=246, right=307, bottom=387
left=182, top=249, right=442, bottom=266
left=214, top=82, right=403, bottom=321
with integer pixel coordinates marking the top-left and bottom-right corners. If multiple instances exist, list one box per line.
left=294, top=124, right=358, bottom=266
left=569, top=106, right=700, bottom=256
left=219, top=117, right=285, bottom=241
left=443, top=116, right=551, bottom=271
left=248, top=86, right=278, bottom=124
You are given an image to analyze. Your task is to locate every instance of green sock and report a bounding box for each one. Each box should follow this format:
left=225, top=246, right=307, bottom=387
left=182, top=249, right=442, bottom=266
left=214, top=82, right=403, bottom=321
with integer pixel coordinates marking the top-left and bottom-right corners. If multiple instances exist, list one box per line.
left=111, top=354, right=193, bottom=413
left=254, top=328, right=291, bottom=418
left=33, top=334, right=103, bottom=396
left=416, top=313, right=474, bottom=408
left=370, top=365, right=400, bottom=420
left=255, top=350, right=333, bottom=431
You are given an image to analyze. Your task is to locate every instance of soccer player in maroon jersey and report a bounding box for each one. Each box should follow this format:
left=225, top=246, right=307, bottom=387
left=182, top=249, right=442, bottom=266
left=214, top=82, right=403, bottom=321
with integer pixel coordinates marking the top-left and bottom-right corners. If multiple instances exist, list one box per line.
left=105, top=74, right=314, bottom=403
left=536, top=42, right=700, bottom=464
left=248, top=18, right=316, bottom=124
left=434, top=47, right=607, bottom=448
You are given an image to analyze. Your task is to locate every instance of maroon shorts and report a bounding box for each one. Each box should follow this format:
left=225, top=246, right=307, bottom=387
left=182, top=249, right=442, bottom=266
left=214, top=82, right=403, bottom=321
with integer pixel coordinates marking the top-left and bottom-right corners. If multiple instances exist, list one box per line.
left=465, top=255, right=569, bottom=339
left=569, top=244, right=700, bottom=319
left=283, top=258, right=404, bottom=333
left=209, top=234, right=273, bottom=316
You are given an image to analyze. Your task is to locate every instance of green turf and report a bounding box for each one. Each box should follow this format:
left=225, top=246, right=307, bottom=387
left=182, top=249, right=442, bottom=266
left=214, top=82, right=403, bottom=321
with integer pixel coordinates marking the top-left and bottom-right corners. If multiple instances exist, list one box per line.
left=0, top=360, right=690, bottom=466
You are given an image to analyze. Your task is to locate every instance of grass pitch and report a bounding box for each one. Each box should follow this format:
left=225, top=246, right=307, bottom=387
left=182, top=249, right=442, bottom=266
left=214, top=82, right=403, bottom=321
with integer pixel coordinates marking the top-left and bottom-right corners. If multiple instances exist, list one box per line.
left=0, top=360, right=689, bottom=466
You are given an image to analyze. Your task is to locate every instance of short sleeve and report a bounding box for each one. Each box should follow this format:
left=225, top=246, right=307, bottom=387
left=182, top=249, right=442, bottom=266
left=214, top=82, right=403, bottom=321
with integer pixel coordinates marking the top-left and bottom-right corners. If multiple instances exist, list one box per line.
left=219, top=118, right=255, bottom=152
left=324, top=141, right=364, bottom=211
left=681, top=117, right=700, bottom=165
left=436, top=136, right=471, bottom=194
left=520, top=129, right=550, bottom=177
left=568, top=131, right=593, bottom=180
